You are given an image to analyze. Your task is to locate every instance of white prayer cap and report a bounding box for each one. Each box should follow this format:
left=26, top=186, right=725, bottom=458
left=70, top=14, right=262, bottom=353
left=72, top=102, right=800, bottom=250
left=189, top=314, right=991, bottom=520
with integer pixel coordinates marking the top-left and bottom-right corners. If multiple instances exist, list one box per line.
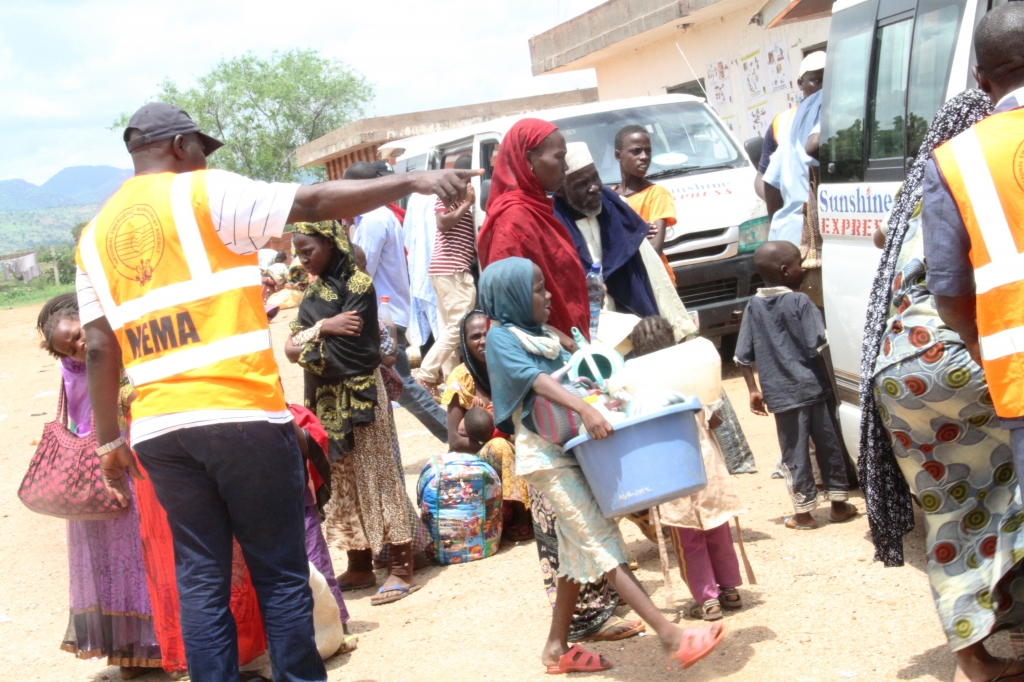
left=565, top=142, right=595, bottom=175
left=798, top=51, right=826, bottom=77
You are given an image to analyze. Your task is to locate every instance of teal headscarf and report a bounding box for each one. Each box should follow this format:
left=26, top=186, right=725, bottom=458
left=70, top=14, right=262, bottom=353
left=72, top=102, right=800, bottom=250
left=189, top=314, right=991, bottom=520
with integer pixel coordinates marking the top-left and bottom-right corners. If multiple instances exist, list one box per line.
left=479, top=257, right=570, bottom=433
left=478, top=257, right=544, bottom=334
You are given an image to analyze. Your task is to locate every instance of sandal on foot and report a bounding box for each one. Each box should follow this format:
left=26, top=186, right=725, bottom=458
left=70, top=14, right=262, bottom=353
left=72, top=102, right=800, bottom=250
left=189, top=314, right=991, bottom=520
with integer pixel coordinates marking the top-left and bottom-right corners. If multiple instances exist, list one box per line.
left=720, top=588, right=743, bottom=610
left=415, top=377, right=443, bottom=404
left=953, top=659, right=1024, bottom=682
left=370, top=583, right=422, bottom=605
left=784, top=516, right=818, bottom=530
left=673, top=623, right=726, bottom=669
left=829, top=503, right=859, bottom=524
left=340, top=633, right=359, bottom=655
left=688, top=598, right=724, bottom=621
left=546, top=645, right=613, bottom=674
left=580, top=616, right=646, bottom=642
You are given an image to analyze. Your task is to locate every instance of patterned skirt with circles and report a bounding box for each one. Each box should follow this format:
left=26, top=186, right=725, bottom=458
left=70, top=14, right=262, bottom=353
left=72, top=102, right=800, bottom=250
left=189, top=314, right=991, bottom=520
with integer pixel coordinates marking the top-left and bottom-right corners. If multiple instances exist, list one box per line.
left=875, top=339, right=1024, bottom=650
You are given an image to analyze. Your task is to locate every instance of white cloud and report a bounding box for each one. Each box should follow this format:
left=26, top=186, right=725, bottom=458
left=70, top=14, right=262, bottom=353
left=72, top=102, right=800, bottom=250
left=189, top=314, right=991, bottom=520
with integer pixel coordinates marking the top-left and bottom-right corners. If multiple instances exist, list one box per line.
left=0, top=0, right=600, bottom=185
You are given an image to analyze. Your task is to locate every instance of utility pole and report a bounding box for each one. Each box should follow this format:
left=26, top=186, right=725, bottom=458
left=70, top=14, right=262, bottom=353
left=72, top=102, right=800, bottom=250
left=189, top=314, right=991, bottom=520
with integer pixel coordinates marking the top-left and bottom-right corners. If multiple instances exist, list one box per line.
left=50, top=246, right=59, bottom=285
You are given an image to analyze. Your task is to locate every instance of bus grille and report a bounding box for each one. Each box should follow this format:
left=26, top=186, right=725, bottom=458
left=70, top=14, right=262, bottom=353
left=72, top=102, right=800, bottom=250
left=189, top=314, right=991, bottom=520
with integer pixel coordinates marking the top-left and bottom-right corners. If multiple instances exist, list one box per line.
left=677, top=278, right=738, bottom=307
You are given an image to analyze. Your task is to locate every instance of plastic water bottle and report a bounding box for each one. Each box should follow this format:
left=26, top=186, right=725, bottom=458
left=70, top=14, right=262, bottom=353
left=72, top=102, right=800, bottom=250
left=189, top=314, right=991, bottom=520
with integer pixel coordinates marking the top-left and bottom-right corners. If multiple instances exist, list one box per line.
left=378, top=295, right=393, bottom=326
left=586, top=263, right=603, bottom=342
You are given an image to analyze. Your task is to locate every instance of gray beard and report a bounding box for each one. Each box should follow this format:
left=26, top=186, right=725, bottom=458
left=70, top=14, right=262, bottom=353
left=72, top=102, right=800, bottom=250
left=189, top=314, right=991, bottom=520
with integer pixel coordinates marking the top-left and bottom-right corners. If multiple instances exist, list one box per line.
left=567, top=198, right=602, bottom=218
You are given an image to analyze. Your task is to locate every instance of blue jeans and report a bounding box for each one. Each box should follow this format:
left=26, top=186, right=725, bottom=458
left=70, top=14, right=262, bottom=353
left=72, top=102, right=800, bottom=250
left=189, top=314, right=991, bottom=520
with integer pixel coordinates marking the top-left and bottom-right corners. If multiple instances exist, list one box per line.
left=395, top=326, right=449, bottom=442
left=134, top=421, right=326, bottom=682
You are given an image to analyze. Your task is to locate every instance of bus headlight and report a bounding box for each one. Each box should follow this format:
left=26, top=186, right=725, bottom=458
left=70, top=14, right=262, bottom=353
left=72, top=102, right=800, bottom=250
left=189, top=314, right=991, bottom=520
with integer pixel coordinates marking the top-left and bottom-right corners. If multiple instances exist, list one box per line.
left=738, top=217, right=770, bottom=253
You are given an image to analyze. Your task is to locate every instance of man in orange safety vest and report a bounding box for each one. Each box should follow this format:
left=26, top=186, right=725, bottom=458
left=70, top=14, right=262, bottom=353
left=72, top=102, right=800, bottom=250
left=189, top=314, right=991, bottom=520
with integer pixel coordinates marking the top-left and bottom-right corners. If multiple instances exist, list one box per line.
left=78, top=102, right=477, bottom=681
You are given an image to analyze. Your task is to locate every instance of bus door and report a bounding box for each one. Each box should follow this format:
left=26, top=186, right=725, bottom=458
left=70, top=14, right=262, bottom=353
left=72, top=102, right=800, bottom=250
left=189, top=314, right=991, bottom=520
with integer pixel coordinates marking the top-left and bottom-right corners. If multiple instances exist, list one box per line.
left=818, top=0, right=973, bottom=454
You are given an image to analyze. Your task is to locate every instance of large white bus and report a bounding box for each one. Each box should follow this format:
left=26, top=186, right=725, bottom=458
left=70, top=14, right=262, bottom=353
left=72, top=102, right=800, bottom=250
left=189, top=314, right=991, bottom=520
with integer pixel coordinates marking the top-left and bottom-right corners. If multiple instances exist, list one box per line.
left=818, top=0, right=1008, bottom=453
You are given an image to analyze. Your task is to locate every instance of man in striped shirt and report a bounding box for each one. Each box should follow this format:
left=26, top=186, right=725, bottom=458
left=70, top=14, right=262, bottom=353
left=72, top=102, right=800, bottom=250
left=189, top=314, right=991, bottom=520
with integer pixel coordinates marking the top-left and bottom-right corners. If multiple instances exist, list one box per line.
left=417, top=154, right=477, bottom=395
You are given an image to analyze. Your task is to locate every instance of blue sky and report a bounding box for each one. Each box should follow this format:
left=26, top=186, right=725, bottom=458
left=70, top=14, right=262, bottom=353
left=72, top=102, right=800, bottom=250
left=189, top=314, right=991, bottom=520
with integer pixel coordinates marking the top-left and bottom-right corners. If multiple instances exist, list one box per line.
left=0, top=0, right=601, bottom=185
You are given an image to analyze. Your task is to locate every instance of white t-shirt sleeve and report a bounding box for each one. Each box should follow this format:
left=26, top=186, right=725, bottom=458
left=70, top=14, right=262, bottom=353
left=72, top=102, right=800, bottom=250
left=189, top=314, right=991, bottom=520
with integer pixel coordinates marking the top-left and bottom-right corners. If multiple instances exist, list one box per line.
left=204, top=169, right=300, bottom=255
left=76, top=267, right=105, bottom=325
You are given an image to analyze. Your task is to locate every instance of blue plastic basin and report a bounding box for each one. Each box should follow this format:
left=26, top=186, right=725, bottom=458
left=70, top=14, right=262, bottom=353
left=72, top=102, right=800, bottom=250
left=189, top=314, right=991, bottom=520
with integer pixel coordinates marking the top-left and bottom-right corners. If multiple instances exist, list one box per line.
left=565, top=398, right=707, bottom=518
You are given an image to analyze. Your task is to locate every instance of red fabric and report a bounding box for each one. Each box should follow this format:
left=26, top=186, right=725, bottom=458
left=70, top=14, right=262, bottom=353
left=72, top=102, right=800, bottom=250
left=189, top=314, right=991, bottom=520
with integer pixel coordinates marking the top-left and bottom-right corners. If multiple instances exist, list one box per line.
left=288, top=404, right=328, bottom=492
left=477, top=118, right=590, bottom=338
left=133, top=457, right=267, bottom=673
left=386, top=202, right=406, bottom=225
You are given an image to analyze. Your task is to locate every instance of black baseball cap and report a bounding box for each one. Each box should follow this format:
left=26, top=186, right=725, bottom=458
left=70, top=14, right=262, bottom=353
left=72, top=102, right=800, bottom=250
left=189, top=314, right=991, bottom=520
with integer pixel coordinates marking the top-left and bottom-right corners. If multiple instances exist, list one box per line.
left=372, top=160, right=394, bottom=176
left=123, top=102, right=224, bottom=156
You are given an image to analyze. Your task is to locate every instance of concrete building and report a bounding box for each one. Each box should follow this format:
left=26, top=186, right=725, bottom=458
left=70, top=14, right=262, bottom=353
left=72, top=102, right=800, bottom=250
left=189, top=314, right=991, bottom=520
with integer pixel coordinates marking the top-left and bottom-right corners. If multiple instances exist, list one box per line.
left=297, top=89, right=599, bottom=179
left=529, top=0, right=830, bottom=142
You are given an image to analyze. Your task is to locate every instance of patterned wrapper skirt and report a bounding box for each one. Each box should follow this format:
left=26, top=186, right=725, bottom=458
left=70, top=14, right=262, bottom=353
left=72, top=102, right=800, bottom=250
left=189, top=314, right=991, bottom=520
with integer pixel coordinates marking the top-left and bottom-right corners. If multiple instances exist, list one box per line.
left=325, top=369, right=420, bottom=556
left=63, top=491, right=162, bottom=668
left=528, top=485, right=626, bottom=642
left=478, top=437, right=530, bottom=508
left=874, top=340, right=1024, bottom=649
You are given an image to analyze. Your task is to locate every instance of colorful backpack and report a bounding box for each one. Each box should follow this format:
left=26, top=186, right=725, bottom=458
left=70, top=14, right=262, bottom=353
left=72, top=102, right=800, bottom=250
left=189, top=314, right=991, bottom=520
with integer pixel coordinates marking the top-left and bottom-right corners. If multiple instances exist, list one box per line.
left=417, top=453, right=502, bottom=565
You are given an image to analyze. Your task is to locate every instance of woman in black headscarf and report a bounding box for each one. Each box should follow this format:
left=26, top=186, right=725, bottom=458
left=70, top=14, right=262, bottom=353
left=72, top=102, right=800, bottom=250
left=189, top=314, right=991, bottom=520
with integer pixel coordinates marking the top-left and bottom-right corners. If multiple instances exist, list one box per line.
left=286, top=220, right=419, bottom=606
left=859, top=91, right=1024, bottom=680
left=440, top=310, right=533, bottom=540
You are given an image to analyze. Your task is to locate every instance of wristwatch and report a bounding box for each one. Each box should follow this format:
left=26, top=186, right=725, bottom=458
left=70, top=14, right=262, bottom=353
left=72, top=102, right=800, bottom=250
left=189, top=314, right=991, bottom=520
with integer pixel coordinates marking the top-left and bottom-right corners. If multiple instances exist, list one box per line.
left=94, top=435, right=127, bottom=457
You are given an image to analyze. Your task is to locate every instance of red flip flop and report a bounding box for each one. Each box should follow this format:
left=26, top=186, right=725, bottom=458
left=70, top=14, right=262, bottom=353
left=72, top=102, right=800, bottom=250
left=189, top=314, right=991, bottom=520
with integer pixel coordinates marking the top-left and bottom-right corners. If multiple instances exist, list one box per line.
left=673, top=623, right=726, bottom=669
left=545, top=644, right=613, bottom=674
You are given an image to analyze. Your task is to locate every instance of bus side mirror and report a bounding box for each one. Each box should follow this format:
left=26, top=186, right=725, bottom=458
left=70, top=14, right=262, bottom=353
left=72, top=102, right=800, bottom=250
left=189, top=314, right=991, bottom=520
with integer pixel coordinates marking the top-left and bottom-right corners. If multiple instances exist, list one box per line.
left=479, top=179, right=491, bottom=208
left=743, top=137, right=763, bottom=167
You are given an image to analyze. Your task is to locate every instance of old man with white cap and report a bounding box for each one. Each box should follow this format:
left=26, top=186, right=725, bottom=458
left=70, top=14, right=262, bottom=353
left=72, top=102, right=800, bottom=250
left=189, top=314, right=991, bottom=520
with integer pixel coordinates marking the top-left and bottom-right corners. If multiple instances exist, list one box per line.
left=763, top=51, right=826, bottom=248
left=552, top=142, right=696, bottom=341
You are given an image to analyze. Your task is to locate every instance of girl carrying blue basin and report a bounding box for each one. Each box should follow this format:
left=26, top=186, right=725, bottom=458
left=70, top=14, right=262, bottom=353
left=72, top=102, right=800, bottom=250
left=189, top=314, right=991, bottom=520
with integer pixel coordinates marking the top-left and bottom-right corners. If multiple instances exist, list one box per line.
left=478, top=256, right=724, bottom=674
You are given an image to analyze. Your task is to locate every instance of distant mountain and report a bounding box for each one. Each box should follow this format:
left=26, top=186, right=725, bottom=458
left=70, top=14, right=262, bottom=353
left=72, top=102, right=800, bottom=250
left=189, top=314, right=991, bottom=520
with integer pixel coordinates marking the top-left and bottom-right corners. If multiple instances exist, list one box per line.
left=0, top=165, right=131, bottom=212
left=41, top=166, right=133, bottom=205
left=0, top=178, right=75, bottom=211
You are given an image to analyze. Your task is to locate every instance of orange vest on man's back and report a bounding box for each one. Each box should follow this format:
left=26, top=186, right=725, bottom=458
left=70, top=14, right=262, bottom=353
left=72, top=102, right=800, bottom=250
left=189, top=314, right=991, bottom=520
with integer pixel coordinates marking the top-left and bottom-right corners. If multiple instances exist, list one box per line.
left=75, top=171, right=286, bottom=420
left=933, top=107, right=1024, bottom=418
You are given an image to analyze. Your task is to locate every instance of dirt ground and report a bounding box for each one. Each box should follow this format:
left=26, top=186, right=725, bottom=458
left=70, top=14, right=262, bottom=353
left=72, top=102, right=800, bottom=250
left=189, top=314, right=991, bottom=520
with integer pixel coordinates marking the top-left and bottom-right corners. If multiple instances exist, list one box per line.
left=0, top=303, right=1012, bottom=681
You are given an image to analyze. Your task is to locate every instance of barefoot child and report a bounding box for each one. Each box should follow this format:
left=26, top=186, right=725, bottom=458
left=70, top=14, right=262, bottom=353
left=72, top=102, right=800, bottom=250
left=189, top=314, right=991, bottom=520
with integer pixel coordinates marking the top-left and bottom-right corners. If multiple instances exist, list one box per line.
left=735, top=241, right=857, bottom=530
left=630, top=316, right=747, bottom=621
left=479, top=257, right=724, bottom=674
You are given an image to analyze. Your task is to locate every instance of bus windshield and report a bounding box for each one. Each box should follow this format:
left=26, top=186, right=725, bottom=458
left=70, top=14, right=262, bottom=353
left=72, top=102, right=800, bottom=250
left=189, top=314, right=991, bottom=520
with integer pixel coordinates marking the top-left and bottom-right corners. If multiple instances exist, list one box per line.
left=553, top=102, right=746, bottom=185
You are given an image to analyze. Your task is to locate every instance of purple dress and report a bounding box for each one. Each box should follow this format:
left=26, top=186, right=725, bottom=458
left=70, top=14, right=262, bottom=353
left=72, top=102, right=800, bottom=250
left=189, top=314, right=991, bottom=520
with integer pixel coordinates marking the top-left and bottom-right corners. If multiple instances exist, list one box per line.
left=59, top=357, right=161, bottom=668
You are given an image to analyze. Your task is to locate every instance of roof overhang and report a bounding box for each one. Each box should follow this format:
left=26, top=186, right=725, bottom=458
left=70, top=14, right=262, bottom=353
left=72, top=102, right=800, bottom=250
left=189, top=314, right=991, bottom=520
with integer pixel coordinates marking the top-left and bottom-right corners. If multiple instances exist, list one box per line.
left=296, top=89, right=598, bottom=168
left=750, top=0, right=834, bottom=28
left=530, top=0, right=751, bottom=76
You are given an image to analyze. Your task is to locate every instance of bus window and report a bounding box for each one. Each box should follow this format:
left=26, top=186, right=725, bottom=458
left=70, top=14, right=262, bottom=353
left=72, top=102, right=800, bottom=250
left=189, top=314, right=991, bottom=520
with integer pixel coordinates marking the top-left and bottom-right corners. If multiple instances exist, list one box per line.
left=905, top=0, right=965, bottom=158
left=867, top=17, right=913, bottom=162
left=820, top=0, right=878, bottom=182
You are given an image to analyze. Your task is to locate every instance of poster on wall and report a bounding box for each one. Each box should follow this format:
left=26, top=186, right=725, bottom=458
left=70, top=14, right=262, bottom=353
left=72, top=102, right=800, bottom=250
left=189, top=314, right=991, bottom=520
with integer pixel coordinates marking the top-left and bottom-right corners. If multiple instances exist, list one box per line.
left=709, top=78, right=733, bottom=112
left=763, top=41, right=792, bottom=94
left=705, top=58, right=730, bottom=84
left=720, top=115, right=737, bottom=135
left=740, top=50, right=767, bottom=102
left=746, top=101, right=771, bottom=139
left=785, top=90, right=803, bottom=109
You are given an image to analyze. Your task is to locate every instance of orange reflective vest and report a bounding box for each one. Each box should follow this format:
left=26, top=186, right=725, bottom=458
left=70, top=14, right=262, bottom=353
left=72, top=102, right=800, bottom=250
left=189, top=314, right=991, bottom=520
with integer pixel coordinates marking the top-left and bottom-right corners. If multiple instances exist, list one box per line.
left=933, top=107, right=1024, bottom=418
left=75, top=171, right=286, bottom=421
left=772, top=106, right=798, bottom=144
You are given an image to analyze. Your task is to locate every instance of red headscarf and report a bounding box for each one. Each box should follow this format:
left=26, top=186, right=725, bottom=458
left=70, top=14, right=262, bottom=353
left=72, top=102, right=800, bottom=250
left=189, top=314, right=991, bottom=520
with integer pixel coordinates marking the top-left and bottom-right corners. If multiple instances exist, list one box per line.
left=477, top=118, right=590, bottom=338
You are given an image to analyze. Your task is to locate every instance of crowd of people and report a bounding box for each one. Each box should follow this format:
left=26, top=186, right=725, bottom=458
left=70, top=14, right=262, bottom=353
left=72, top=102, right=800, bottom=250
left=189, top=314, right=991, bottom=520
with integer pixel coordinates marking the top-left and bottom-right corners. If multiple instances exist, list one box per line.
left=27, top=4, right=1024, bottom=680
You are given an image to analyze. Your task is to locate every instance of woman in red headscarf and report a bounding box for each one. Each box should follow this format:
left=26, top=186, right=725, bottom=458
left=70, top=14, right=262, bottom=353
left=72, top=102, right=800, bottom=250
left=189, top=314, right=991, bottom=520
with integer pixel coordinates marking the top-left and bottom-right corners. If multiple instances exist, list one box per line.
left=477, top=119, right=590, bottom=342
left=477, top=119, right=647, bottom=649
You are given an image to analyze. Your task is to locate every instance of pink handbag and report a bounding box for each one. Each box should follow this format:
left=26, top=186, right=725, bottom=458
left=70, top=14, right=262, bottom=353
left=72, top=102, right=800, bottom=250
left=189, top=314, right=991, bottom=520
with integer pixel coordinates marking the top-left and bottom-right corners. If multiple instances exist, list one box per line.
left=17, top=384, right=127, bottom=521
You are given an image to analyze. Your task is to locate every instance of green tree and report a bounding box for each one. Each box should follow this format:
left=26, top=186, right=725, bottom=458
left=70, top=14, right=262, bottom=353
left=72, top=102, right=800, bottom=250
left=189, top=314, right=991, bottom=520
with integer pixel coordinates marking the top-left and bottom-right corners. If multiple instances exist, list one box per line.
left=114, top=49, right=373, bottom=182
